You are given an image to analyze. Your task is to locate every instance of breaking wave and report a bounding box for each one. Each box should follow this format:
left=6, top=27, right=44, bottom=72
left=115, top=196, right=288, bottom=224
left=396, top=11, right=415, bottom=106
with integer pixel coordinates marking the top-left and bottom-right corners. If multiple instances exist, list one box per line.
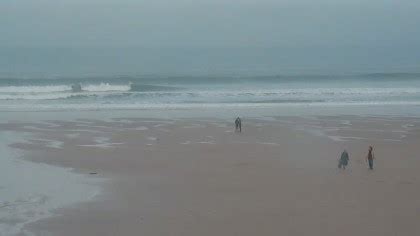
left=1, top=77, right=420, bottom=110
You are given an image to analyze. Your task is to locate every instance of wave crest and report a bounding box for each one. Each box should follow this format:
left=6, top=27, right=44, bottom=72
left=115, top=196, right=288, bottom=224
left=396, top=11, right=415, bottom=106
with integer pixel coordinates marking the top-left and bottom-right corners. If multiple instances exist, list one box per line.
left=83, top=83, right=130, bottom=92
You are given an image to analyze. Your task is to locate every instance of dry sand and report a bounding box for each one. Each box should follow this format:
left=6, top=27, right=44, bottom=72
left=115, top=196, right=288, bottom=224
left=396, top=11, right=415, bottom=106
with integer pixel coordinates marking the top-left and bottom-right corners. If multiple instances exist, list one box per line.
left=3, top=116, right=420, bottom=236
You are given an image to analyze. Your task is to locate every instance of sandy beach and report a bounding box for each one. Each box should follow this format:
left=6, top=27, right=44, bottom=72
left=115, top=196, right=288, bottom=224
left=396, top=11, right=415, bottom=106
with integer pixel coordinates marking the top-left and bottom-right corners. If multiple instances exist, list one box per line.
left=3, top=0, right=420, bottom=234
left=1, top=115, right=419, bottom=236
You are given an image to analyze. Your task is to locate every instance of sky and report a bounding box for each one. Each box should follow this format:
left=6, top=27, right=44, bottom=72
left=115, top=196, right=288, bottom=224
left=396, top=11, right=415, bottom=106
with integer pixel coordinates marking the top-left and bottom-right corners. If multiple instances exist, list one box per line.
left=1, top=0, right=420, bottom=76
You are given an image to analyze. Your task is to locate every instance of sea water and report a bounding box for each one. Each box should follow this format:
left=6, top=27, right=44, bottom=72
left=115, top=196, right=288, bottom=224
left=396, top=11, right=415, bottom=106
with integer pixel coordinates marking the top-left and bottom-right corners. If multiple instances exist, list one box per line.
left=0, top=132, right=101, bottom=236
left=1, top=74, right=420, bottom=112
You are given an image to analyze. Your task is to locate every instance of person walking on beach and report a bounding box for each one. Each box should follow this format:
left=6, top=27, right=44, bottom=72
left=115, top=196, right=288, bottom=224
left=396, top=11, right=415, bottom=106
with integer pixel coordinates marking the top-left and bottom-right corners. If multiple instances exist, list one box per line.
left=366, top=146, right=375, bottom=170
left=235, top=117, right=242, bottom=133
left=338, top=149, right=349, bottom=169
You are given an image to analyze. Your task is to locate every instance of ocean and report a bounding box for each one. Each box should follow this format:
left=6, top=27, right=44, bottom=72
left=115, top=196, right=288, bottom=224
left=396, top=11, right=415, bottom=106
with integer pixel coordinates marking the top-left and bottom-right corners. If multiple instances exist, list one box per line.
left=1, top=73, right=420, bottom=112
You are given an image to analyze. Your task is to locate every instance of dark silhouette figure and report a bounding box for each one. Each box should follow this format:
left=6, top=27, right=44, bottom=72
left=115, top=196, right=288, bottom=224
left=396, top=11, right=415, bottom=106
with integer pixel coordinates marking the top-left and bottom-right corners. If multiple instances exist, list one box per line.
left=366, top=146, right=375, bottom=170
left=71, top=83, right=82, bottom=92
left=338, top=150, right=349, bottom=169
left=235, top=117, right=242, bottom=133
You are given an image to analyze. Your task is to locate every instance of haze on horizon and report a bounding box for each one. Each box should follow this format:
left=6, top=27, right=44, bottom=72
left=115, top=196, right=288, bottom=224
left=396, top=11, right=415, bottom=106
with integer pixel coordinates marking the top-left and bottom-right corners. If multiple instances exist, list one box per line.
left=1, top=0, right=420, bottom=77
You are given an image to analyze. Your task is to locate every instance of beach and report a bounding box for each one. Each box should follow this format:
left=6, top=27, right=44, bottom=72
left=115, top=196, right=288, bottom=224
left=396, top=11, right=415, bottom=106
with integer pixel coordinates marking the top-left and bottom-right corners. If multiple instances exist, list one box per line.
left=1, top=113, right=420, bottom=236
left=3, top=0, right=420, bottom=234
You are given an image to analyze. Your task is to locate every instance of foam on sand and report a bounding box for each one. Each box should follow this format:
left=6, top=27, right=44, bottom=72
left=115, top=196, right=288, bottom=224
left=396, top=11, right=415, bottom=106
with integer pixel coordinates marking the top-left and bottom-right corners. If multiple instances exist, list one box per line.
left=256, top=142, right=280, bottom=146
left=78, top=137, right=123, bottom=148
left=0, top=131, right=101, bottom=236
left=29, top=139, right=64, bottom=149
left=135, top=126, right=148, bottom=131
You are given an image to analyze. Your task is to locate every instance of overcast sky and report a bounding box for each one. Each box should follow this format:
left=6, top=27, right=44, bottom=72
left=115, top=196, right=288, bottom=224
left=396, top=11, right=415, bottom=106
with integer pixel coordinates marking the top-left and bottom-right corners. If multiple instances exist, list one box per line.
left=1, top=0, right=420, bottom=76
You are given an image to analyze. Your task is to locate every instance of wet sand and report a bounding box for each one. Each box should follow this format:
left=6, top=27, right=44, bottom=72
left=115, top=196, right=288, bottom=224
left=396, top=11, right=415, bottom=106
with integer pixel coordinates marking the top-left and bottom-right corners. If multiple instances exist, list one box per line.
left=3, top=116, right=420, bottom=236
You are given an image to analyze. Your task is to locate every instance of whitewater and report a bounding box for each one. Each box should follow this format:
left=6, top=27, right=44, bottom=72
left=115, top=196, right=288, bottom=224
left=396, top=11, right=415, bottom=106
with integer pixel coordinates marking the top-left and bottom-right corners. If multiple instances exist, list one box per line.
left=1, top=74, right=420, bottom=111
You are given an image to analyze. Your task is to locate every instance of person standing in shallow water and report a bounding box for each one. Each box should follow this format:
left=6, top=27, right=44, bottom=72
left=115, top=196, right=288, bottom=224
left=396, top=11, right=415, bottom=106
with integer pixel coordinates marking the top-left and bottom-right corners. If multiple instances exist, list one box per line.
left=338, top=150, right=349, bottom=169
left=366, top=146, right=375, bottom=170
left=235, top=117, right=242, bottom=133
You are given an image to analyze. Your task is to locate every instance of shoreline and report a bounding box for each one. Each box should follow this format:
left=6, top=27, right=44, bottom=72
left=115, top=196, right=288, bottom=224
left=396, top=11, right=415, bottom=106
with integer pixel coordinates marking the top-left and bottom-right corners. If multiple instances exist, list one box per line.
left=1, top=104, right=420, bottom=124
left=0, top=131, right=102, bottom=236
left=2, top=114, right=420, bottom=235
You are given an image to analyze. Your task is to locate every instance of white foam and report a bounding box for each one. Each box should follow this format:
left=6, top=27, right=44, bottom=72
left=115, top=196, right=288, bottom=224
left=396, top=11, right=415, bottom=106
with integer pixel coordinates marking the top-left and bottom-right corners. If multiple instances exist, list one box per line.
left=197, top=141, right=215, bottom=144
left=114, top=119, right=134, bottom=124
left=0, top=83, right=131, bottom=101
left=79, top=143, right=123, bottom=148
left=256, top=142, right=279, bottom=146
left=65, top=133, right=80, bottom=139
left=23, top=126, right=104, bottom=134
left=183, top=124, right=204, bottom=128
left=232, top=141, right=249, bottom=144
left=0, top=93, right=82, bottom=100
left=23, top=126, right=52, bottom=131
left=82, top=83, right=130, bottom=92
left=94, top=137, right=110, bottom=143
left=213, top=123, right=228, bottom=128
left=135, top=126, right=148, bottom=131
left=327, top=136, right=346, bottom=142
left=158, top=128, right=170, bottom=132
left=333, top=135, right=369, bottom=141
left=340, top=120, right=351, bottom=125
left=383, top=138, right=402, bottom=142
left=78, top=137, right=123, bottom=148
left=402, top=124, right=414, bottom=129
left=31, top=139, right=64, bottom=149
left=76, top=124, right=112, bottom=129
left=0, top=85, right=70, bottom=93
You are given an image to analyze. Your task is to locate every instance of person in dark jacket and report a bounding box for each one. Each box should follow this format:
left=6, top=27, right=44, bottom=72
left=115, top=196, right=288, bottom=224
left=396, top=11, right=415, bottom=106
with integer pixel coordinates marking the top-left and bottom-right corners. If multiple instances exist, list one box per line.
left=338, top=150, right=349, bottom=169
left=235, top=117, right=242, bottom=133
left=366, top=146, right=375, bottom=170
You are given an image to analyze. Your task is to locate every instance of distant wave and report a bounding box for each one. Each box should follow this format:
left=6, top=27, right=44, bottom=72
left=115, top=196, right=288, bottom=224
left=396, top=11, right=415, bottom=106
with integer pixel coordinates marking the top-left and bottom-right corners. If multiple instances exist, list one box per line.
left=84, top=83, right=130, bottom=92
left=1, top=86, right=420, bottom=101
left=0, top=83, right=180, bottom=95
left=0, top=93, right=96, bottom=100
left=129, top=84, right=180, bottom=92
left=1, top=76, right=420, bottom=114
left=0, top=83, right=130, bottom=93
left=0, top=85, right=71, bottom=93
